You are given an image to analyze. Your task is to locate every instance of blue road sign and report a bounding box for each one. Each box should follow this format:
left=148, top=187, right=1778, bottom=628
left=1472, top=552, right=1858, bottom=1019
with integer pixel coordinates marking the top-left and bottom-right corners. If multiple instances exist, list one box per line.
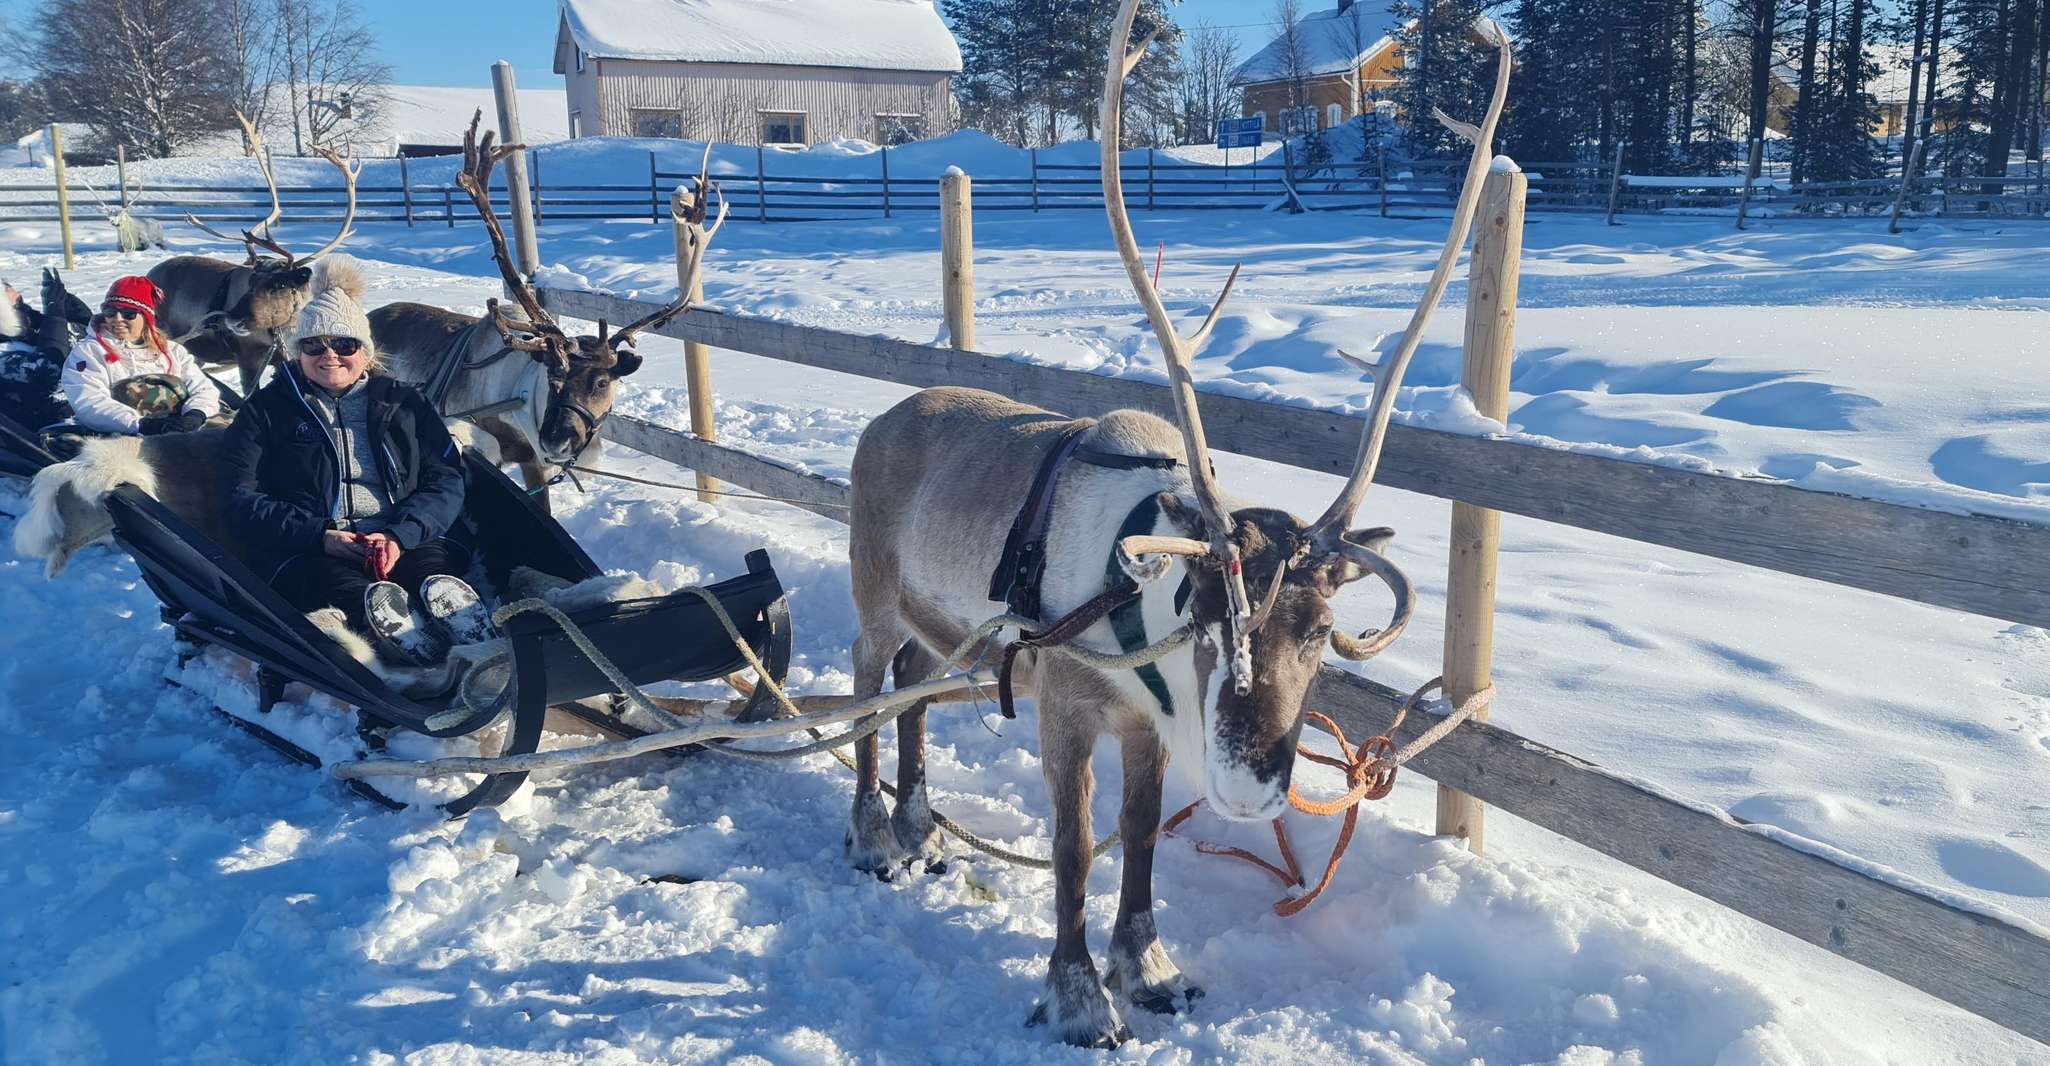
left=1214, top=116, right=1265, bottom=149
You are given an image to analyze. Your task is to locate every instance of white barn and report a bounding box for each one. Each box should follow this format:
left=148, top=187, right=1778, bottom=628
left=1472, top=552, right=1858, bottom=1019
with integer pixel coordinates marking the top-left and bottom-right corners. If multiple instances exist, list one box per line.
left=552, top=0, right=962, bottom=147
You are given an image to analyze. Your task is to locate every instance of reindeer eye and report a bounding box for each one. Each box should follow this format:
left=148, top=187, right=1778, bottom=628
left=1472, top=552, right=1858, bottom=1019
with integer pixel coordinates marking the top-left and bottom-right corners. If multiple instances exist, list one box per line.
left=1303, top=624, right=1334, bottom=655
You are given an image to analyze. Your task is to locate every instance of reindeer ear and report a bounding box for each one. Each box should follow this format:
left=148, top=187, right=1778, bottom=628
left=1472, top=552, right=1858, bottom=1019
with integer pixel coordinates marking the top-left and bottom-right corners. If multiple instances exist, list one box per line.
left=289, top=266, right=313, bottom=287
left=1308, top=526, right=1395, bottom=595
left=1156, top=492, right=1202, bottom=533
left=611, top=348, right=643, bottom=377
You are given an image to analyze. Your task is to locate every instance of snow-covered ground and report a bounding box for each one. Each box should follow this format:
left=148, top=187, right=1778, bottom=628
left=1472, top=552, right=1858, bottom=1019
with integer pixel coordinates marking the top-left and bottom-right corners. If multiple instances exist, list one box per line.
left=2, top=199, right=2047, bottom=1063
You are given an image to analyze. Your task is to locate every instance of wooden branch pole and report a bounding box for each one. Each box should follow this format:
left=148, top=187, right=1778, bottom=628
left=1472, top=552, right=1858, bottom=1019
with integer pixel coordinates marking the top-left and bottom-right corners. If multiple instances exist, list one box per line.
left=939, top=171, right=975, bottom=351
left=1604, top=140, right=1626, bottom=225
left=50, top=125, right=74, bottom=270
left=1435, top=165, right=1526, bottom=853
left=671, top=184, right=721, bottom=503
left=1735, top=137, right=1764, bottom=231
left=491, top=62, right=541, bottom=278
left=1889, top=140, right=1927, bottom=234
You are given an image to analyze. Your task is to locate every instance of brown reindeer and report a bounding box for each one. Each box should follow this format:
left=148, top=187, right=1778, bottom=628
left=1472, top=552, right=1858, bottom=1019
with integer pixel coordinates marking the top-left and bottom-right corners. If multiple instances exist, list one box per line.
left=841, top=2, right=1511, bottom=1047
left=150, top=113, right=362, bottom=398
left=372, top=113, right=715, bottom=510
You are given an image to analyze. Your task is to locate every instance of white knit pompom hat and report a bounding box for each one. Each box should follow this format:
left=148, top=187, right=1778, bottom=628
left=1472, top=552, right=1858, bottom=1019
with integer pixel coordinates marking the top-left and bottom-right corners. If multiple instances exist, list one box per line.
left=287, top=255, right=374, bottom=360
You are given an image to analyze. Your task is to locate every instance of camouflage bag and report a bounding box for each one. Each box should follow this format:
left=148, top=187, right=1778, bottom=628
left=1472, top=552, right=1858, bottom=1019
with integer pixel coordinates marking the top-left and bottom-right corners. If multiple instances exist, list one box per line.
left=111, top=373, right=191, bottom=418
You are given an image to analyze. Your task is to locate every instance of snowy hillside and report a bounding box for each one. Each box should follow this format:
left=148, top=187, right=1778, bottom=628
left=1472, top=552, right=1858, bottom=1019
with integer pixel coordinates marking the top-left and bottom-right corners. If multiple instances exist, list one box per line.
left=1, top=197, right=2047, bottom=1062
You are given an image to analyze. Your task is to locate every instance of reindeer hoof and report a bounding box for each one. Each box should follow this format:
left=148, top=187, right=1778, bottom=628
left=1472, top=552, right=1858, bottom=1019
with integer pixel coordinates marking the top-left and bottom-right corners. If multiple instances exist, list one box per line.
left=1106, top=935, right=1201, bottom=1015
left=844, top=791, right=905, bottom=876
left=890, top=784, right=947, bottom=869
left=1026, top=961, right=1130, bottom=1048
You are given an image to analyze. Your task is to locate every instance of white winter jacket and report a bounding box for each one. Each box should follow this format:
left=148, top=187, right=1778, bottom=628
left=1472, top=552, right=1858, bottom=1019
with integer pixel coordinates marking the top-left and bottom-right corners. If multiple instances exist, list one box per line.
left=61, top=328, right=222, bottom=434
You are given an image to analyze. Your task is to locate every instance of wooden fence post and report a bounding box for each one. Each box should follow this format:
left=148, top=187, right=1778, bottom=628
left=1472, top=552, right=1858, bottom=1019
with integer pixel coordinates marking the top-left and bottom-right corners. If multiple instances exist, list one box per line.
left=50, top=125, right=74, bottom=270
left=491, top=62, right=541, bottom=277
left=1735, top=137, right=1764, bottom=231
left=443, top=186, right=455, bottom=228
left=1029, top=147, right=1040, bottom=212
left=939, top=170, right=975, bottom=351
left=755, top=144, right=768, bottom=222
left=1889, top=140, right=1927, bottom=234
left=399, top=154, right=415, bottom=227
left=1378, top=145, right=1389, bottom=217
left=1435, top=165, right=1527, bottom=855
left=1604, top=140, right=1627, bottom=225
left=881, top=145, right=892, bottom=218
left=530, top=149, right=543, bottom=225
left=649, top=150, right=660, bottom=223
left=671, top=183, right=721, bottom=503
left=1147, top=146, right=1156, bottom=210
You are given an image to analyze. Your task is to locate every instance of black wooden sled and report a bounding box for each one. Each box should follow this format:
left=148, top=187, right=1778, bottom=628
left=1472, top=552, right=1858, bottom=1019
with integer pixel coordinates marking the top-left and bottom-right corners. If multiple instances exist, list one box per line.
left=105, top=450, right=793, bottom=815
left=0, top=413, right=57, bottom=480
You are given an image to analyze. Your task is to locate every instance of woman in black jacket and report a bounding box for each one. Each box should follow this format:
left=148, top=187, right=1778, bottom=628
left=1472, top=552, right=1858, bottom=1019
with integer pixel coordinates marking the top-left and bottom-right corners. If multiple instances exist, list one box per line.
left=219, top=258, right=489, bottom=662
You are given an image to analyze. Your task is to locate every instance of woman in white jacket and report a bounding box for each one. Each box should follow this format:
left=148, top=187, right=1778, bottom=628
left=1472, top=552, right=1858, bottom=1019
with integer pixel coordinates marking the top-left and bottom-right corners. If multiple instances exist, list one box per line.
left=60, top=275, right=221, bottom=435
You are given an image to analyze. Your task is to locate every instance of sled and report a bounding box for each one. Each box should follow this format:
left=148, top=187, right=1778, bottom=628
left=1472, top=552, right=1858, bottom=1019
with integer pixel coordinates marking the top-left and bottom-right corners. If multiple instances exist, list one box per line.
left=105, top=449, right=794, bottom=815
left=0, top=413, right=57, bottom=480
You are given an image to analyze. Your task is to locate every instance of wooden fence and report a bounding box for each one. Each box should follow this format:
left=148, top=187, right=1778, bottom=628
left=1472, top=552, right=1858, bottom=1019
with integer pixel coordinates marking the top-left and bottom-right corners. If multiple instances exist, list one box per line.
left=3, top=145, right=2046, bottom=230
left=524, top=171, right=2050, bottom=1046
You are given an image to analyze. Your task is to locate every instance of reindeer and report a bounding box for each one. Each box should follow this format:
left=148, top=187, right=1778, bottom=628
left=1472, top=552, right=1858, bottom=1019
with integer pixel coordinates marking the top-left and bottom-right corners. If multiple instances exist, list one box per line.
left=371, top=113, right=717, bottom=509
left=149, top=113, right=362, bottom=399
left=840, top=2, right=1511, bottom=1047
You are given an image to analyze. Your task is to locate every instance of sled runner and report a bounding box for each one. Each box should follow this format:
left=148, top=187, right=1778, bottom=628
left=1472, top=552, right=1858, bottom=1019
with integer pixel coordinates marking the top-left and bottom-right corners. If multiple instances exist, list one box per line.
left=105, top=449, right=793, bottom=815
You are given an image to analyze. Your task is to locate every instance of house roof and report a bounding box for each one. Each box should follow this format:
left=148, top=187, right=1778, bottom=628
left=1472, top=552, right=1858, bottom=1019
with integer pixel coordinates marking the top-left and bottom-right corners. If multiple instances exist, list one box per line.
left=557, top=0, right=962, bottom=73
left=1232, top=1, right=1402, bottom=86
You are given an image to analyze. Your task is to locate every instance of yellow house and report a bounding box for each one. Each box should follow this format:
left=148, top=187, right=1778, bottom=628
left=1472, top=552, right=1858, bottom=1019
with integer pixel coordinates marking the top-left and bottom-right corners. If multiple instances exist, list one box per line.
left=1232, top=0, right=1404, bottom=135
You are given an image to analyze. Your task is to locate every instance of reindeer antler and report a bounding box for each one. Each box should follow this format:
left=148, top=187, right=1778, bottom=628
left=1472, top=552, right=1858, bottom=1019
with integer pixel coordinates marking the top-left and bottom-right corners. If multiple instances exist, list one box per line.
left=184, top=111, right=359, bottom=268
left=456, top=109, right=569, bottom=363
left=1099, top=0, right=1263, bottom=692
left=291, top=147, right=362, bottom=265
left=615, top=144, right=728, bottom=349
left=1305, top=19, right=1511, bottom=557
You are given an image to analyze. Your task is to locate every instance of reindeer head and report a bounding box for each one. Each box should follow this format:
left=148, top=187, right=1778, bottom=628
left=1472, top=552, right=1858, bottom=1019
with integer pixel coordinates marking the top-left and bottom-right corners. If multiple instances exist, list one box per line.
left=186, top=113, right=361, bottom=342
left=459, top=112, right=722, bottom=467
left=1098, top=0, right=1509, bottom=820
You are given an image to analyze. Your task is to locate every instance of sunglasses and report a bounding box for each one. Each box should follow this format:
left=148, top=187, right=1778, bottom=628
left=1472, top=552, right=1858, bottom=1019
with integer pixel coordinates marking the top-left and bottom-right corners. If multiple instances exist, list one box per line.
left=297, top=336, right=365, bottom=358
left=102, top=307, right=143, bottom=321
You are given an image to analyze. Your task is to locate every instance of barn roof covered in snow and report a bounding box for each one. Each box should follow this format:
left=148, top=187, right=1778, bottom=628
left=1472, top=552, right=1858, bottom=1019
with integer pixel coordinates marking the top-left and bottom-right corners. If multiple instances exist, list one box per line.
left=557, top=0, right=963, bottom=73
left=1232, top=1, right=1403, bottom=86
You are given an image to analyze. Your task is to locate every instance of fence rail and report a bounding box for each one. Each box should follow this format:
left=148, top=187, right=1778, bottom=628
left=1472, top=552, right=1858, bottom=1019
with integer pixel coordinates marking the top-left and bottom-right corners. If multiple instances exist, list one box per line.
left=553, top=293, right=2050, bottom=1045
left=3, top=144, right=2045, bottom=229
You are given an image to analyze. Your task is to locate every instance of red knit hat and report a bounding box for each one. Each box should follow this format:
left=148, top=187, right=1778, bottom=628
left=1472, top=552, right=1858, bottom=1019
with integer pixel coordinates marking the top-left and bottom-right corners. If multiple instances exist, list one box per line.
left=101, top=276, right=167, bottom=352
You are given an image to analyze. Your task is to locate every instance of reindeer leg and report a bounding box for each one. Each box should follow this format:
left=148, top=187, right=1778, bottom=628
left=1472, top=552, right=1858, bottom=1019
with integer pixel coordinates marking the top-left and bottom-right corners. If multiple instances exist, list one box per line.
left=889, top=641, right=946, bottom=871
left=1104, top=727, right=1202, bottom=1015
left=844, top=628, right=905, bottom=877
left=1026, top=681, right=1128, bottom=1048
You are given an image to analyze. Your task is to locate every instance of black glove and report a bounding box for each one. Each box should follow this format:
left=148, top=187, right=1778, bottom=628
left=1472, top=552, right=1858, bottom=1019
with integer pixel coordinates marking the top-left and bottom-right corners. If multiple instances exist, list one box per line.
left=139, top=408, right=206, bottom=436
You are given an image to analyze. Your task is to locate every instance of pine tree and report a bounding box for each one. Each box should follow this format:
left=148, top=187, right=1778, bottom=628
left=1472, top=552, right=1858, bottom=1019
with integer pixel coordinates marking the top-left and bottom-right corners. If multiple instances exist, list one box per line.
left=1391, top=0, right=1491, bottom=157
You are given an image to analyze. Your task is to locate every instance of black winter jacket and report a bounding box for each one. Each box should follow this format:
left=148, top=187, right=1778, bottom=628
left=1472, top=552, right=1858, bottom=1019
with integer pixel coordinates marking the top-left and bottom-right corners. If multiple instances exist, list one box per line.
left=221, top=367, right=465, bottom=578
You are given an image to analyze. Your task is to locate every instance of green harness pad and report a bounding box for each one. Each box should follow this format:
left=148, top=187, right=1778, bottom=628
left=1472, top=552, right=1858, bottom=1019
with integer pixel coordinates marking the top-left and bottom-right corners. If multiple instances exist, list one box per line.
left=1106, top=494, right=1177, bottom=716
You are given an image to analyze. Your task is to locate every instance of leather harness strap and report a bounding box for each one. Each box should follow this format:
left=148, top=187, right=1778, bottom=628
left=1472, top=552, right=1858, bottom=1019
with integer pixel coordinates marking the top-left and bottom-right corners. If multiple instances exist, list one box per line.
left=987, top=421, right=1094, bottom=623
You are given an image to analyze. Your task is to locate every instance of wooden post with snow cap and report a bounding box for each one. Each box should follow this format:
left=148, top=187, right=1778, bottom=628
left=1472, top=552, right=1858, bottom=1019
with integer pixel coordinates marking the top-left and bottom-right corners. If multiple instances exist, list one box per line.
left=50, top=125, right=74, bottom=270
left=1434, top=161, right=1527, bottom=854
left=939, top=168, right=975, bottom=351
left=672, top=181, right=721, bottom=504
left=491, top=61, right=541, bottom=279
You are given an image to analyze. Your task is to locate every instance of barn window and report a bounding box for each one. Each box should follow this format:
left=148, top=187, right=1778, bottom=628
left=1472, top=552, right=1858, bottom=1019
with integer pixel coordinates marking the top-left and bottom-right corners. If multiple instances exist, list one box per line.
left=1327, top=103, right=1344, bottom=128
left=875, top=113, right=925, bottom=146
left=574, top=45, right=586, bottom=73
left=569, top=111, right=583, bottom=139
left=760, top=111, right=808, bottom=146
left=631, top=109, right=682, bottom=139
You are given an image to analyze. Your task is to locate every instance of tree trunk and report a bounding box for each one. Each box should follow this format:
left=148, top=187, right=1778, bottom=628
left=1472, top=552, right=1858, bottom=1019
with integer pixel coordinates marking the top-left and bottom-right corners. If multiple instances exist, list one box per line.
left=1902, top=0, right=1930, bottom=169
left=2032, top=0, right=2049, bottom=159
left=1748, top=0, right=1779, bottom=149
left=1920, top=0, right=1946, bottom=169
left=1794, top=0, right=1822, bottom=183
left=1682, top=0, right=1699, bottom=149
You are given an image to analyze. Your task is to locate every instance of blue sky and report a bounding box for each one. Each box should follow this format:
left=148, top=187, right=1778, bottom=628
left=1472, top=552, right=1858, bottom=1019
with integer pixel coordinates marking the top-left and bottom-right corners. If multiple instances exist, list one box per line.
left=361, top=0, right=1284, bottom=88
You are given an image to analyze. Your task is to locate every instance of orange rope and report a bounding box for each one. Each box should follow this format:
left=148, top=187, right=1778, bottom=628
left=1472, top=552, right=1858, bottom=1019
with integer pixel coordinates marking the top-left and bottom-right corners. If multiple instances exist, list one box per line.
left=1164, top=678, right=1487, bottom=917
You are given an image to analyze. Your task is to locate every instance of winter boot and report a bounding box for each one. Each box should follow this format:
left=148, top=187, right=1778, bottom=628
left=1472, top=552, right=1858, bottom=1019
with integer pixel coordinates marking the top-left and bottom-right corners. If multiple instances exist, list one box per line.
left=364, top=581, right=449, bottom=666
left=420, top=574, right=496, bottom=648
